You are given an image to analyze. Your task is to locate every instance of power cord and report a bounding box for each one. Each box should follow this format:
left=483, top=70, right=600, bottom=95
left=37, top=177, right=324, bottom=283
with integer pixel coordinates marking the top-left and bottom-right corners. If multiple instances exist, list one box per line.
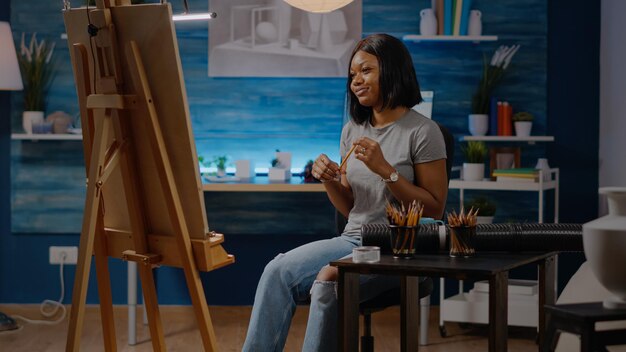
left=10, top=253, right=68, bottom=326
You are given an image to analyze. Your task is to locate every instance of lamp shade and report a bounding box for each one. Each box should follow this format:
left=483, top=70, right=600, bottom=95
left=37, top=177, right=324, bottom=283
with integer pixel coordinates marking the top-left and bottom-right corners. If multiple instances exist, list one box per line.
left=0, top=21, right=23, bottom=91
left=284, top=0, right=353, bottom=13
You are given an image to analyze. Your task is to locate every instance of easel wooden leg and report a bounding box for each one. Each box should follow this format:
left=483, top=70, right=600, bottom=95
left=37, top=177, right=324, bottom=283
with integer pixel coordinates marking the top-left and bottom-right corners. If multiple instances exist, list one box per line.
left=109, top=98, right=166, bottom=352
left=138, top=266, right=165, bottom=351
left=94, top=213, right=117, bottom=351
left=66, top=113, right=113, bottom=352
left=126, top=40, right=218, bottom=352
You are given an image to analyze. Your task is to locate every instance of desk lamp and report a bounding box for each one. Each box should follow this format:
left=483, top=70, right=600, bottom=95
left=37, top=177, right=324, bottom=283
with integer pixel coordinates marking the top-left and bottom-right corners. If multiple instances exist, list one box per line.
left=0, top=21, right=22, bottom=332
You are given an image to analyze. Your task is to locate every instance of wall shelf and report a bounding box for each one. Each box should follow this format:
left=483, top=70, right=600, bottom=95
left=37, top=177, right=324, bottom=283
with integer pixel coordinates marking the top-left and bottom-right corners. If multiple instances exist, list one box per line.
left=461, top=135, right=554, bottom=144
left=402, top=35, right=498, bottom=42
left=11, top=133, right=83, bottom=141
left=449, top=178, right=558, bottom=192
left=202, top=176, right=324, bottom=192
left=449, top=168, right=559, bottom=223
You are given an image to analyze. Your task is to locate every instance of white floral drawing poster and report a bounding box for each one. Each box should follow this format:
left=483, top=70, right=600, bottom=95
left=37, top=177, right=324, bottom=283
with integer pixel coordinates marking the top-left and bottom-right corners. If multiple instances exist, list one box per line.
left=208, top=0, right=362, bottom=77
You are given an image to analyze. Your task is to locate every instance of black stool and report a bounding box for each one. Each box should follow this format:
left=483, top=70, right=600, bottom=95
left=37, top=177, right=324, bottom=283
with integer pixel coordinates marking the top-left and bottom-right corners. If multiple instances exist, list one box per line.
left=543, top=302, right=626, bottom=351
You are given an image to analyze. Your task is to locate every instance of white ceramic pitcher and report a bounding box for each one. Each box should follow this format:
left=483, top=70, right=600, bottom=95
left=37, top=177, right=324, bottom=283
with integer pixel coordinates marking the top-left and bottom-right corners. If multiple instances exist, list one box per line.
left=468, top=10, right=482, bottom=36
left=420, top=8, right=437, bottom=36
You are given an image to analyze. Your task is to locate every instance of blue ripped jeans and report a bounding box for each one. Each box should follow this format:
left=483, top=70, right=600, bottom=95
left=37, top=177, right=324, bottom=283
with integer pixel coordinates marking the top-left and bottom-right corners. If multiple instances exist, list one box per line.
left=242, top=234, right=399, bottom=352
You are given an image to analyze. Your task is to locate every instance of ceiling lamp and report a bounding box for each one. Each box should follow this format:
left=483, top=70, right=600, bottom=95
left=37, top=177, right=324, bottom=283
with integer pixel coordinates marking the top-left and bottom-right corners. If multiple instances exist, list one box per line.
left=283, top=0, right=354, bottom=13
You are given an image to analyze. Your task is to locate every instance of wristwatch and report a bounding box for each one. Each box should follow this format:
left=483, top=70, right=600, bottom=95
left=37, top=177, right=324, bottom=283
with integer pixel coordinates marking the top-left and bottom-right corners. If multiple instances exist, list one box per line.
left=382, top=169, right=399, bottom=183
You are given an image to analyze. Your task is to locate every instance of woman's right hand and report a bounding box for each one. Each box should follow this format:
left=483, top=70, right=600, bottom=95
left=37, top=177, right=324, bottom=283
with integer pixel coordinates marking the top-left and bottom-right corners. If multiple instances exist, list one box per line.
left=312, top=154, right=341, bottom=183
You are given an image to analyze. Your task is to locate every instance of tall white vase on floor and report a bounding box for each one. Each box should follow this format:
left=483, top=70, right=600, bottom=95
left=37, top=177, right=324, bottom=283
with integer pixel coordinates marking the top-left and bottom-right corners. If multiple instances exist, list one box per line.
left=583, top=187, right=626, bottom=309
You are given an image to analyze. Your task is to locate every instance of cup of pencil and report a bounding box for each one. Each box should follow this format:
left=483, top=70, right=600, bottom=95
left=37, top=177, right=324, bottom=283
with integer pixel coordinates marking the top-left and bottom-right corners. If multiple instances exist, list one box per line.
left=447, top=208, right=478, bottom=258
left=386, top=200, right=423, bottom=259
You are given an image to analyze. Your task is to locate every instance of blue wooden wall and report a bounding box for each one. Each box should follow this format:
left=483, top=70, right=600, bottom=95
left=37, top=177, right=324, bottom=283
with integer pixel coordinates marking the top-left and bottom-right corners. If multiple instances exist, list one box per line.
left=1, top=0, right=597, bottom=306
left=10, top=0, right=550, bottom=233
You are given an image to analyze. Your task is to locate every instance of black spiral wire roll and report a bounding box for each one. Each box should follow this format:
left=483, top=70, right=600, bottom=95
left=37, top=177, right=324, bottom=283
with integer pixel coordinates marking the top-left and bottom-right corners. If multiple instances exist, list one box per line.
left=361, top=223, right=583, bottom=254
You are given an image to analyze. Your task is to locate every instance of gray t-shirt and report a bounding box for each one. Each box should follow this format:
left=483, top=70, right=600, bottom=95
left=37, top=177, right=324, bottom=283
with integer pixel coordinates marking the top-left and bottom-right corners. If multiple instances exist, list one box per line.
left=340, top=109, right=447, bottom=238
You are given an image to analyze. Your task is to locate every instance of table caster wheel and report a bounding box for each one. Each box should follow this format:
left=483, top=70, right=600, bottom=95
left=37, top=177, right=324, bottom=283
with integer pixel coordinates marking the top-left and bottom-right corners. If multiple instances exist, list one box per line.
left=439, top=324, right=447, bottom=338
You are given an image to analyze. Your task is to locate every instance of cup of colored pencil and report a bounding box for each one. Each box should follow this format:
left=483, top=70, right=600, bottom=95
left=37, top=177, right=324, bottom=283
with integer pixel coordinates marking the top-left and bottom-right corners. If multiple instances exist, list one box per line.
left=386, top=200, right=424, bottom=259
left=447, top=208, right=478, bottom=258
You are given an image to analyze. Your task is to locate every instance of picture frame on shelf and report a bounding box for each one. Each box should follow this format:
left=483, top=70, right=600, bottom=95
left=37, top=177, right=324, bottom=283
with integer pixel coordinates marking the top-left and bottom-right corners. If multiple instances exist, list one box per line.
left=489, top=147, right=520, bottom=180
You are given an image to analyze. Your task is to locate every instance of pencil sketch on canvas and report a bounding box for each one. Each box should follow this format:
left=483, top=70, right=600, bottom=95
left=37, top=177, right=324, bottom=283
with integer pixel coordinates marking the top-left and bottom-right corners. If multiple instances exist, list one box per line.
left=208, top=0, right=362, bottom=77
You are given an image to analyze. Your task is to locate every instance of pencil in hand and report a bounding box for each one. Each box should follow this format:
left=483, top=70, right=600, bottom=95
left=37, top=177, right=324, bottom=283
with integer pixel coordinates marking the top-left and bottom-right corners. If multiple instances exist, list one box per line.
left=339, top=143, right=358, bottom=171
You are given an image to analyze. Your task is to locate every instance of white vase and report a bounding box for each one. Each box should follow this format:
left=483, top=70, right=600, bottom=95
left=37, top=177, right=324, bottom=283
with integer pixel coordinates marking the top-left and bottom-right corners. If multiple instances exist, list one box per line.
left=582, top=187, right=626, bottom=309
left=22, top=111, right=44, bottom=134
left=468, top=10, right=482, bottom=36
left=462, top=162, right=484, bottom=181
left=468, top=114, right=489, bottom=136
left=514, top=121, right=532, bottom=137
left=419, top=8, right=437, bottom=36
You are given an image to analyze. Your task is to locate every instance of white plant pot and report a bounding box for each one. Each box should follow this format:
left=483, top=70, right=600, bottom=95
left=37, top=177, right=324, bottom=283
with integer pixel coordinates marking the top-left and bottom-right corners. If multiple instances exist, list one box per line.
left=235, top=160, right=255, bottom=179
left=476, top=216, right=494, bottom=224
left=269, top=167, right=290, bottom=181
left=22, top=111, right=44, bottom=134
left=514, top=121, right=532, bottom=137
left=275, top=151, right=292, bottom=170
left=462, top=162, right=484, bottom=181
left=468, top=114, right=489, bottom=136
left=583, top=187, right=626, bottom=309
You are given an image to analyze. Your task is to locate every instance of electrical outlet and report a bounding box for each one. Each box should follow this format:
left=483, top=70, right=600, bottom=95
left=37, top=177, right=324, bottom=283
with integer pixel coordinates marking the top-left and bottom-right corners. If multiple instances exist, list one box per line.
left=49, top=246, right=78, bottom=265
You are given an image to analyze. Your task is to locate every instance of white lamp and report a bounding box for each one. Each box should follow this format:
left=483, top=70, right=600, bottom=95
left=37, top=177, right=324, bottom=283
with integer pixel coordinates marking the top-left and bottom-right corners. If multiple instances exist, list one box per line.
left=0, top=21, right=23, bottom=91
left=284, top=0, right=354, bottom=13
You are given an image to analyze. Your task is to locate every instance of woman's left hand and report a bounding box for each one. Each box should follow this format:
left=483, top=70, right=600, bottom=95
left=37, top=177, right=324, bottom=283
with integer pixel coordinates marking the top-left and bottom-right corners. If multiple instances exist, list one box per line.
left=353, top=137, right=391, bottom=176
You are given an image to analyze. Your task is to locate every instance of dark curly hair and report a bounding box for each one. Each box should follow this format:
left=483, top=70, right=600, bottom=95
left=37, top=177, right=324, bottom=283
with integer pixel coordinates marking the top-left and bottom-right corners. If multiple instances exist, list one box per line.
left=347, top=33, right=422, bottom=124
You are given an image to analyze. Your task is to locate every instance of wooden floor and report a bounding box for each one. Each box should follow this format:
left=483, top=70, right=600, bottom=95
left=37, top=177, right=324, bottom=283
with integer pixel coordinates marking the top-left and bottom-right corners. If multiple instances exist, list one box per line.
left=0, top=304, right=537, bottom=351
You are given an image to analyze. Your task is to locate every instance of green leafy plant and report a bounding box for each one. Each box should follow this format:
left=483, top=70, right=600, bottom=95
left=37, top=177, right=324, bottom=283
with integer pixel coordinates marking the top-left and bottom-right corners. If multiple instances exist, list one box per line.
left=512, top=111, right=534, bottom=122
left=18, top=33, right=55, bottom=112
left=461, top=141, right=488, bottom=164
left=271, top=149, right=281, bottom=168
left=464, top=196, right=497, bottom=217
left=471, top=45, right=521, bottom=114
left=212, top=155, right=229, bottom=171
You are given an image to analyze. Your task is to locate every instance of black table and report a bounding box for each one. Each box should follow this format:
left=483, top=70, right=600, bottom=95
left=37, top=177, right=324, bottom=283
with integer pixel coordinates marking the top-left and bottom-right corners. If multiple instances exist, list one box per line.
left=330, top=252, right=557, bottom=352
left=543, top=302, right=626, bottom=351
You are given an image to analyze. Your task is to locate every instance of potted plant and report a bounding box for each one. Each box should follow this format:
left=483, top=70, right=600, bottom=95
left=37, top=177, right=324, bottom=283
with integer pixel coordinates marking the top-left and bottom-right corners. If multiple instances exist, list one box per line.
left=512, top=111, right=534, bottom=137
left=269, top=149, right=291, bottom=181
left=461, top=141, right=487, bottom=181
left=18, top=33, right=55, bottom=134
left=212, top=155, right=230, bottom=177
left=470, top=45, right=520, bottom=136
left=465, top=196, right=497, bottom=224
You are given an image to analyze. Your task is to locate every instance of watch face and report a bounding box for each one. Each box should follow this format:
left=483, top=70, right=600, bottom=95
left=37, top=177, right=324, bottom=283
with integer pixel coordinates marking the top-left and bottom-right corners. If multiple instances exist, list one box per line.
left=390, top=172, right=399, bottom=182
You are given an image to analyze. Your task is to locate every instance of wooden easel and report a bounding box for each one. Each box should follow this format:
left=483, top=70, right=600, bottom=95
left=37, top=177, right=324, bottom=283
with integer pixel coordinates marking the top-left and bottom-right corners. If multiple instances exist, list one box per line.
left=63, top=1, right=234, bottom=351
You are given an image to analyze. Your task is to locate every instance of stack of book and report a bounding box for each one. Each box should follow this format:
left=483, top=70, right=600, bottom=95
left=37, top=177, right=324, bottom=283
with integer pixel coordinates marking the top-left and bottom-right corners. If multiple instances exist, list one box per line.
left=435, top=0, right=474, bottom=36
left=493, top=168, right=538, bottom=182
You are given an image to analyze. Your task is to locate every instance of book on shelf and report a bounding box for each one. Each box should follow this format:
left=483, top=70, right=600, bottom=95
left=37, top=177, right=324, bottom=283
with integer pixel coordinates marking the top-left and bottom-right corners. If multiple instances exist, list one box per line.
left=497, top=176, right=537, bottom=183
left=453, top=0, right=463, bottom=35
left=459, top=0, right=473, bottom=36
left=443, top=0, right=453, bottom=35
left=436, top=0, right=444, bottom=35
left=493, top=168, right=538, bottom=175
left=489, top=96, right=498, bottom=135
